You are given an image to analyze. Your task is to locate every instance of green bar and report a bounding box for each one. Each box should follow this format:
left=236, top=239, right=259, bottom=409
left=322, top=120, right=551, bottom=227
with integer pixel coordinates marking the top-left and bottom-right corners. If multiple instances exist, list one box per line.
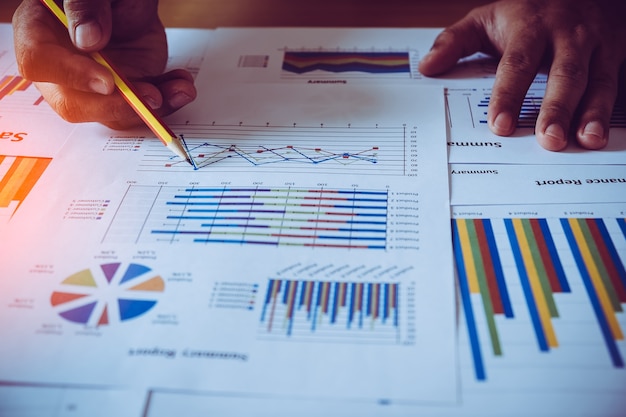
left=521, top=219, right=558, bottom=318
left=578, top=219, right=621, bottom=311
left=466, top=219, right=502, bottom=356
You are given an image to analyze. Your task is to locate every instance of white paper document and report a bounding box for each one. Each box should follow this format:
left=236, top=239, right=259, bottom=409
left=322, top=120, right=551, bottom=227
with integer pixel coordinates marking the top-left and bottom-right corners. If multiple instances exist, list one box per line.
left=0, top=61, right=457, bottom=405
left=204, top=27, right=626, bottom=165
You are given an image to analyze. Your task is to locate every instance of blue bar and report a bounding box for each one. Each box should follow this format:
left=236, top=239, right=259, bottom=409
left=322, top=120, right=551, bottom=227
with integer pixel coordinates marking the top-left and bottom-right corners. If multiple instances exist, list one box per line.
left=382, top=283, right=389, bottom=324
left=348, top=283, right=356, bottom=329
left=453, top=220, right=486, bottom=380
left=504, top=219, right=549, bottom=351
left=311, top=282, right=323, bottom=332
left=561, top=219, right=624, bottom=367
left=331, top=282, right=340, bottom=324
left=539, top=218, right=570, bottom=292
left=260, top=279, right=275, bottom=322
left=483, top=219, right=514, bottom=318
left=618, top=218, right=626, bottom=239
left=366, top=283, right=373, bottom=317
left=282, top=280, right=291, bottom=304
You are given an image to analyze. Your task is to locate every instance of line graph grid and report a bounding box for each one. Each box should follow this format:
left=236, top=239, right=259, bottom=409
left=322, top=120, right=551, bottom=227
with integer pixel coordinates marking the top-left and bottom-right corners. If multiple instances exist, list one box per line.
left=138, top=123, right=408, bottom=175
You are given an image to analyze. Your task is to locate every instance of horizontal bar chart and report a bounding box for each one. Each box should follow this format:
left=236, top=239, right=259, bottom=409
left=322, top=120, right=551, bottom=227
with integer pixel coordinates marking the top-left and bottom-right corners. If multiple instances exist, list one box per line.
left=105, top=185, right=389, bottom=249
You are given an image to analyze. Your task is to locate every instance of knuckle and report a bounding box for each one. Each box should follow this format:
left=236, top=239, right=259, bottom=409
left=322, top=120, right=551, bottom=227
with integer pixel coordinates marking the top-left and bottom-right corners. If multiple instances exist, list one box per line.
left=541, top=99, right=574, bottom=122
left=15, top=46, right=40, bottom=81
left=498, top=51, right=537, bottom=77
left=550, top=60, right=587, bottom=83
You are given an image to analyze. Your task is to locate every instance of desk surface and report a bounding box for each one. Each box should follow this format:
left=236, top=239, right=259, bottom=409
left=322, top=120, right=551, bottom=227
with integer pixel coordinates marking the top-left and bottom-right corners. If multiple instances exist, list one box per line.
left=1, top=0, right=492, bottom=27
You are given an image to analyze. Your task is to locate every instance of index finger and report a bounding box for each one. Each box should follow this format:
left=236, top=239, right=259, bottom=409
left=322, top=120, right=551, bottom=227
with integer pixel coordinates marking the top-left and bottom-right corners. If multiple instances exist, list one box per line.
left=487, top=27, right=547, bottom=136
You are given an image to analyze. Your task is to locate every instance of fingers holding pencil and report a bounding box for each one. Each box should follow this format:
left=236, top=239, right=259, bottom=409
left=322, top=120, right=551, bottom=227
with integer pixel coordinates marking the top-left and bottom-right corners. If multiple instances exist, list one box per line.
left=12, top=0, right=197, bottom=128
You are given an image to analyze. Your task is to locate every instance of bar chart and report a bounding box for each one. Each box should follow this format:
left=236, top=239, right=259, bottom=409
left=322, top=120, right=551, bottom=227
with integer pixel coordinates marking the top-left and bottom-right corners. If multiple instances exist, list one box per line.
left=0, top=75, right=45, bottom=113
left=104, top=185, right=392, bottom=249
left=0, top=155, right=51, bottom=221
left=446, top=86, right=626, bottom=131
left=258, top=278, right=411, bottom=345
left=453, top=215, right=626, bottom=381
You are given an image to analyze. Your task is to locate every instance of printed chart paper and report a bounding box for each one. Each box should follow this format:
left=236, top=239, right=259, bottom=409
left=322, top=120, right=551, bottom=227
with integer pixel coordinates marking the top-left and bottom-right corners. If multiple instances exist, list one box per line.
left=0, top=75, right=457, bottom=405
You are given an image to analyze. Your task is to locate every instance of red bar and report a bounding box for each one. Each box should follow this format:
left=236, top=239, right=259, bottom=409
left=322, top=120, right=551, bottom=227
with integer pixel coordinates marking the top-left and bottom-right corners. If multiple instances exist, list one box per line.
left=474, top=219, right=505, bottom=315
left=587, top=219, right=626, bottom=303
left=530, top=218, right=562, bottom=293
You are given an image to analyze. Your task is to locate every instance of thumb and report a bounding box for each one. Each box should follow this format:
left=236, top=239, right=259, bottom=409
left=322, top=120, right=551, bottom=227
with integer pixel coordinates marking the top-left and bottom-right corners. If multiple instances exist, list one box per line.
left=63, top=0, right=113, bottom=51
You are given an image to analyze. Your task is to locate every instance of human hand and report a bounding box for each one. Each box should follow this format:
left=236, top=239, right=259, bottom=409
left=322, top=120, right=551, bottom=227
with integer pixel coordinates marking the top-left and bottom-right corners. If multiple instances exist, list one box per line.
left=418, top=0, right=626, bottom=151
left=12, top=0, right=197, bottom=130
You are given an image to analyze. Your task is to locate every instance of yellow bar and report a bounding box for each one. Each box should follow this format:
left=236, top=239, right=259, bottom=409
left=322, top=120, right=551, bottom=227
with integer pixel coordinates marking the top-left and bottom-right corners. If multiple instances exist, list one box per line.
left=456, top=219, right=480, bottom=293
left=569, top=219, right=624, bottom=340
left=513, top=219, right=558, bottom=348
left=0, top=157, right=37, bottom=207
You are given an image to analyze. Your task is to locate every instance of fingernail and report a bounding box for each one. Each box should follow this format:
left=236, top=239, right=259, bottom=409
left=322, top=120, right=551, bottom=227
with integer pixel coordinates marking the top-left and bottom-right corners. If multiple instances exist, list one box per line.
left=168, top=92, right=193, bottom=109
left=545, top=123, right=566, bottom=144
left=75, top=21, right=103, bottom=50
left=143, top=95, right=160, bottom=109
left=89, top=77, right=109, bottom=95
left=493, top=112, right=513, bottom=134
left=582, top=120, right=606, bottom=143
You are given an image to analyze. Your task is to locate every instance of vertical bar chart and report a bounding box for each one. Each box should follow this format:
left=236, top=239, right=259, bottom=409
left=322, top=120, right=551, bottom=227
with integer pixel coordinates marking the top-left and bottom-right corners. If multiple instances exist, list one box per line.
left=0, top=75, right=45, bottom=109
left=504, top=218, right=570, bottom=352
left=561, top=218, right=626, bottom=367
left=259, top=278, right=404, bottom=344
left=453, top=214, right=626, bottom=381
left=453, top=218, right=513, bottom=381
left=0, top=155, right=51, bottom=219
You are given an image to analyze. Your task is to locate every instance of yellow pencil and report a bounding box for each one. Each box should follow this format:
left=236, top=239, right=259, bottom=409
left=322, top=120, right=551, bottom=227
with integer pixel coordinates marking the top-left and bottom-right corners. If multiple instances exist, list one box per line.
left=39, top=0, right=195, bottom=168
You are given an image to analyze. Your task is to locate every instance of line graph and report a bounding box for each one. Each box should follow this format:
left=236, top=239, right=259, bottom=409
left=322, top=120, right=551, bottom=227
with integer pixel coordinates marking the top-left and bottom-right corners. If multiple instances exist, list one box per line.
left=183, top=142, right=379, bottom=169
left=138, top=123, right=410, bottom=175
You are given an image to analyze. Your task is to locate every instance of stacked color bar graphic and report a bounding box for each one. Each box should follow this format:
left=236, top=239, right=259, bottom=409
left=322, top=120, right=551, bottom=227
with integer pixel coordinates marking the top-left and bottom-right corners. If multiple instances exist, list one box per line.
left=282, top=51, right=411, bottom=74
left=561, top=218, right=626, bottom=367
left=260, top=278, right=399, bottom=339
left=0, top=155, right=52, bottom=211
left=0, top=75, right=31, bottom=101
left=504, top=218, right=570, bottom=351
left=154, top=187, right=388, bottom=249
left=453, top=218, right=513, bottom=380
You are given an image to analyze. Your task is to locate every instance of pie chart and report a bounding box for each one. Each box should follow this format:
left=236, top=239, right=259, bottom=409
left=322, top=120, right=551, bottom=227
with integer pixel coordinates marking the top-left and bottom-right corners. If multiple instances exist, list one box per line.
left=51, top=263, right=164, bottom=326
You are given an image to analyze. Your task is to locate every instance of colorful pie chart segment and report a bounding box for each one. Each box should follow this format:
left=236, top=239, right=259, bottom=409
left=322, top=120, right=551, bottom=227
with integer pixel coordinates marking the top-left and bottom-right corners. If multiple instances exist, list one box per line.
left=51, top=263, right=164, bottom=326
